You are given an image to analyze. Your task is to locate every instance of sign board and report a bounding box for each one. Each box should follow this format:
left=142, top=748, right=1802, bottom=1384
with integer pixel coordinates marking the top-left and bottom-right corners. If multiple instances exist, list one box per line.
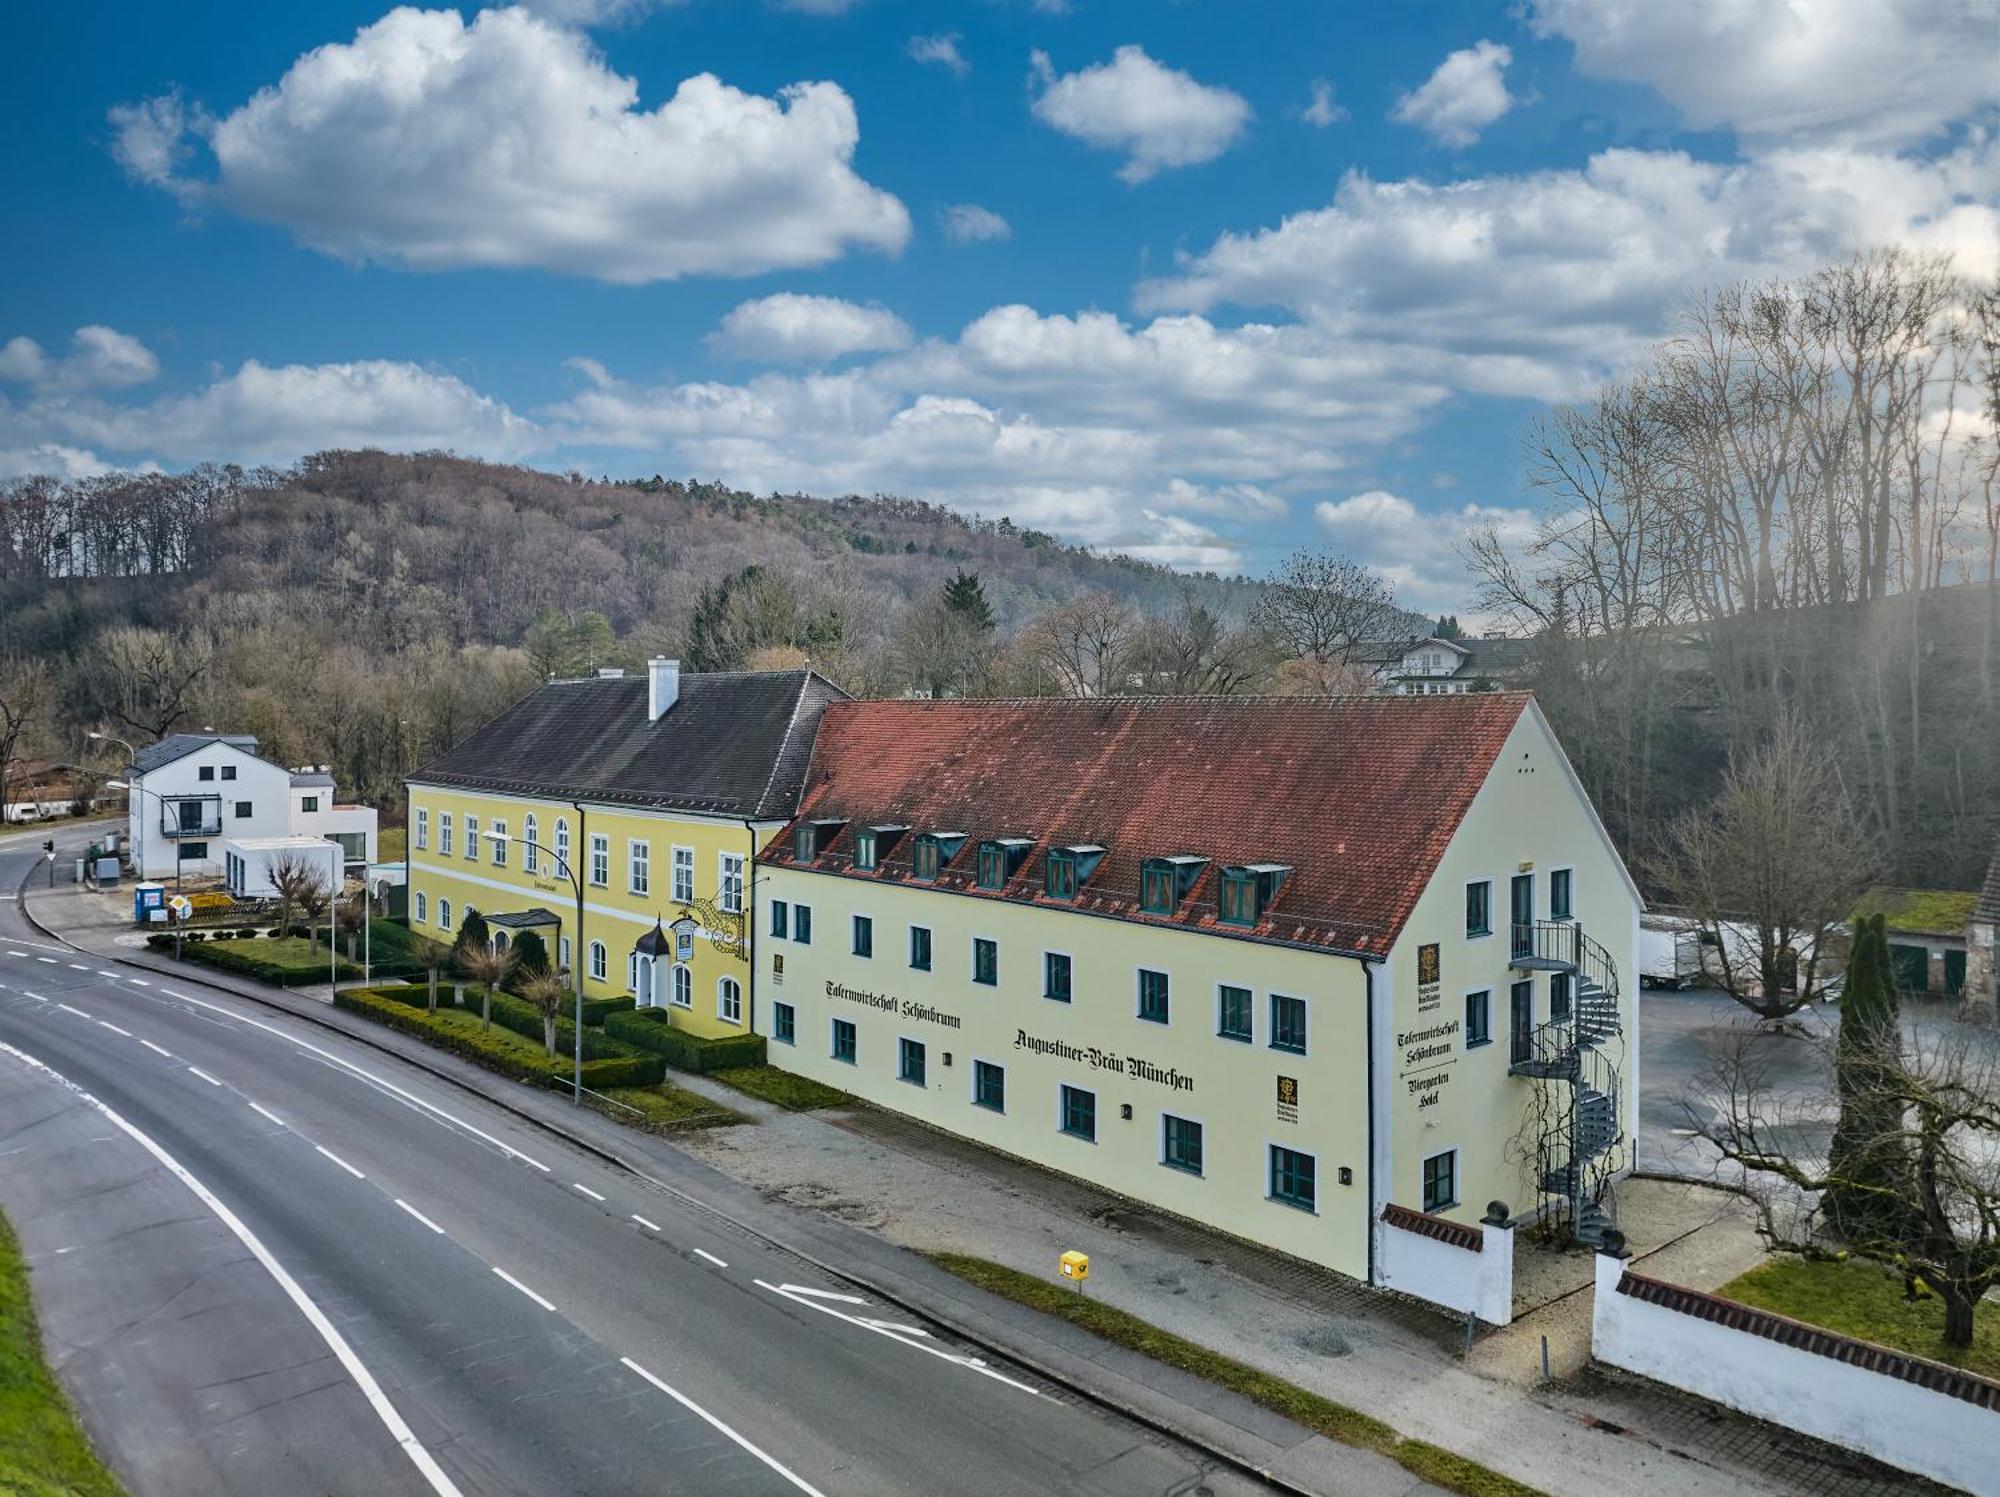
left=167, top=895, right=193, bottom=920
left=1275, top=1074, right=1299, bottom=1124
left=1416, top=941, right=1442, bottom=1013
left=670, top=916, right=697, bottom=963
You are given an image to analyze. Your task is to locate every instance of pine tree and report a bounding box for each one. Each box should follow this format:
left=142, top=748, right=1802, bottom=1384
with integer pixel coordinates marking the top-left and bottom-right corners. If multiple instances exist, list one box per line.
left=1826, top=914, right=1908, bottom=1237
left=941, top=569, right=996, bottom=633
left=512, top=930, right=549, bottom=976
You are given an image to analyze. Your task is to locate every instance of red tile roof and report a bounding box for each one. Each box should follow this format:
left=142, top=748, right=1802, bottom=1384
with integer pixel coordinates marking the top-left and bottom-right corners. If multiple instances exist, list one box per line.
left=763, top=693, right=1533, bottom=956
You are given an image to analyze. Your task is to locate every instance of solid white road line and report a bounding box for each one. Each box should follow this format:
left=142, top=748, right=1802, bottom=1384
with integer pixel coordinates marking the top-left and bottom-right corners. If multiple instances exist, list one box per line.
left=492, top=1267, right=556, bottom=1312
left=394, top=1199, right=446, bottom=1235
left=315, top=1144, right=366, bottom=1180
left=56, top=1003, right=91, bottom=1018
left=187, top=1067, right=223, bottom=1087
left=139, top=1039, right=172, bottom=1057
left=571, top=1183, right=605, bottom=1202
left=772, top=1284, right=866, bottom=1305
left=0, top=1041, right=464, bottom=1497
left=97, top=1022, right=132, bottom=1038
left=693, top=1248, right=728, bottom=1269
left=755, top=1280, right=1049, bottom=1399
left=248, top=1102, right=285, bottom=1126
left=619, top=1357, right=826, bottom=1497
left=631, top=1214, right=661, bottom=1232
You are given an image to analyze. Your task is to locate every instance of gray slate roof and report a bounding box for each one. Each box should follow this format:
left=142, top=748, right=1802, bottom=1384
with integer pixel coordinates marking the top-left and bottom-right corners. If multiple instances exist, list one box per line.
left=408, top=669, right=850, bottom=821
left=1977, top=838, right=2000, bottom=927
left=131, top=733, right=260, bottom=774
left=290, top=771, right=335, bottom=788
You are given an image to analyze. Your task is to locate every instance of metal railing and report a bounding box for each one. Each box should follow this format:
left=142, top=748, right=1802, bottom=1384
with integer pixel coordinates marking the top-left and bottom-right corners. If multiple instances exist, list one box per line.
left=1511, top=920, right=1620, bottom=1001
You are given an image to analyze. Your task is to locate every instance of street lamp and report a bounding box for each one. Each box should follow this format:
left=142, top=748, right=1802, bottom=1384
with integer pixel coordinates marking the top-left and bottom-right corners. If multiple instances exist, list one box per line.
left=485, top=829, right=587, bottom=1106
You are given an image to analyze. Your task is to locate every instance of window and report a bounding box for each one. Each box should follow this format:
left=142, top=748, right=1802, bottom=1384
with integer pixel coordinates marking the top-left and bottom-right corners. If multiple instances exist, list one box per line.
left=491, top=818, right=507, bottom=866
left=1551, top=868, right=1573, bottom=922
left=718, top=976, right=742, bottom=1024
left=977, top=843, right=1007, bottom=890
left=973, top=1060, right=1005, bottom=1112
left=909, top=926, right=932, bottom=971
left=629, top=840, right=649, bottom=895
left=1138, top=968, right=1170, bottom=1024
left=772, top=1001, right=794, bottom=1044
left=1510, top=980, right=1533, bottom=1064
left=770, top=900, right=789, bottom=939
left=972, top=937, right=998, bottom=986
left=522, top=814, right=538, bottom=874
left=627, top=952, right=640, bottom=995
left=464, top=815, right=479, bottom=860
left=1060, top=1084, right=1096, bottom=1141
left=899, top=1037, right=926, bottom=1086
left=1140, top=862, right=1173, bottom=914
left=1219, top=869, right=1258, bottom=925
left=832, top=1018, right=856, bottom=1064
left=415, top=808, right=429, bottom=851
left=1551, top=972, right=1572, bottom=1022
left=794, top=825, right=815, bottom=863
left=1465, top=880, right=1492, bottom=938
left=1270, top=993, right=1307, bottom=1054
left=672, top=845, right=693, bottom=903
left=221, top=765, right=236, bottom=781
left=438, top=899, right=453, bottom=932
left=1045, top=849, right=1077, bottom=900
left=852, top=914, right=873, bottom=958
left=559, top=936, right=571, bottom=972
left=177, top=841, right=209, bottom=862
left=1162, top=1114, right=1203, bottom=1175
left=1465, top=990, right=1492, bottom=1048
left=234, top=801, right=253, bottom=818
left=793, top=905, right=812, bottom=945
left=1043, top=951, right=1072, bottom=1003
left=1422, top=1150, right=1458, bottom=1212
left=719, top=853, right=744, bottom=914
left=912, top=836, right=939, bottom=880
left=1270, top=1145, right=1316, bottom=1211
left=1511, top=874, right=1534, bottom=957
left=554, top=819, right=570, bottom=877
left=1217, top=984, right=1252, bottom=1042
left=414, top=891, right=428, bottom=923
left=440, top=812, right=453, bottom=856
left=672, top=965, right=691, bottom=1008
left=301, top=796, right=319, bottom=814
left=198, top=765, right=214, bottom=782
left=854, top=829, right=877, bottom=871
left=589, top=834, right=609, bottom=888
left=588, top=941, right=607, bottom=982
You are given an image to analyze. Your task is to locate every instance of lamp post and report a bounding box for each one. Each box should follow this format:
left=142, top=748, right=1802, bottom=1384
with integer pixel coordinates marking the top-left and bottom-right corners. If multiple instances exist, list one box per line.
left=325, top=840, right=343, bottom=995
left=486, top=829, right=587, bottom=1106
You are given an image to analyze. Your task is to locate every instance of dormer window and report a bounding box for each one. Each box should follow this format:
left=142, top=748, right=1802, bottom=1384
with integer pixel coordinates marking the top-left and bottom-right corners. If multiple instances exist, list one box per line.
left=855, top=829, right=876, bottom=870
left=1045, top=844, right=1106, bottom=901
left=857, top=823, right=908, bottom=873
left=1141, top=856, right=1206, bottom=915
left=977, top=838, right=1032, bottom=890
left=912, top=832, right=964, bottom=881
left=794, top=818, right=846, bottom=863
left=1219, top=863, right=1292, bottom=926
left=794, top=825, right=815, bottom=862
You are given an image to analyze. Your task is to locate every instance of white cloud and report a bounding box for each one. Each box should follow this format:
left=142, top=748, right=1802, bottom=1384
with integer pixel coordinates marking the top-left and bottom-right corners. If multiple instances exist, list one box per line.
left=0, top=327, right=160, bottom=392
left=108, top=92, right=207, bottom=205
left=110, top=6, right=909, bottom=284
left=0, top=444, right=123, bottom=481
left=1029, top=45, right=1252, bottom=184
left=1390, top=40, right=1516, bottom=148
left=906, top=33, right=969, bottom=77
left=516, top=0, right=683, bottom=23
left=1301, top=78, right=1348, bottom=128
left=1315, top=490, right=1536, bottom=613
left=708, top=294, right=912, bottom=364
left=1530, top=0, right=2000, bottom=147
left=939, top=203, right=1011, bottom=244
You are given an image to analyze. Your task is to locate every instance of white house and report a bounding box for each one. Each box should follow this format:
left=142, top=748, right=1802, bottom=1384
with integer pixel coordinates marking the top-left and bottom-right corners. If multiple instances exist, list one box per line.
left=124, top=734, right=376, bottom=881
left=1359, top=635, right=1533, bottom=696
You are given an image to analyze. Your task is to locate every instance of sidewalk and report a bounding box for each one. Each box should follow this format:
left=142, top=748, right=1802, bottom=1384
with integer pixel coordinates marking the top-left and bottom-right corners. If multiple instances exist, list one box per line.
left=22, top=873, right=1934, bottom=1497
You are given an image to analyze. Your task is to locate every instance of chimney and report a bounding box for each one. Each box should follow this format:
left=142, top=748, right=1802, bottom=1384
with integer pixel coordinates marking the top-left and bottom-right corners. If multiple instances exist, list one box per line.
left=648, top=657, right=680, bottom=722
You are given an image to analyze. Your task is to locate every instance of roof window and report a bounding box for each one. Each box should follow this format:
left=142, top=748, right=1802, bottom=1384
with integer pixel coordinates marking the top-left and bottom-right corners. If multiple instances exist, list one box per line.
left=1045, top=844, right=1106, bottom=901
left=911, top=832, right=965, bottom=882
left=1140, top=856, right=1206, bottom=915
left=1219, top=863, right=1291, bottom=926
left=977, top=838, right=1033, bottom=890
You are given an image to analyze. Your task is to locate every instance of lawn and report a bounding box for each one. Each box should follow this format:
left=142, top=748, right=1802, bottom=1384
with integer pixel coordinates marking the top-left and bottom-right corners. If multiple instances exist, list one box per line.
left=1719, top=1255, right=1999, bottom=1379
left=594, top=1085, right=745, bottom=1131
left=225, top=936, right=334, bottom=965
left=0, top=1212, right=126, bottom=1497
left=926, top=1253, right=1544, bottom=1497
left=712, top=1065, right=852, bottom=1111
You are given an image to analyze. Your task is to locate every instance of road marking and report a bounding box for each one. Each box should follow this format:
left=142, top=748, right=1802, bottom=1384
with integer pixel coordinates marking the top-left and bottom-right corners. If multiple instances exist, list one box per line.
left=492, top=1267, right=556, bottom=1312
left=97, top=1021, right=132, bottom=1037
left=395, top=1199, right=446, bottom=1235
left=97, top=971, right=119, bottom=979
left=315, top=1144, right=366, bottom=1179
left=571, top=1183, right=606, bottom=1202
left=0, top=1041, right=464, bottom=1497
left=67, top=963, right=88, bottom=971
left=5, top=950, right=23, bottom=957
left=756, top=1280, right=1049, bottom=1399
left=128, top=979, right=149, bottom=987
left=248, top=1102, right=285, bottom=1126
left=36, top=957, right=57, bottom=964
left=57, top=1003, right=91, bottom=1018
left=771, top=1284, right=866, bottom=1305
left=619, top=1357, right=826, bottom=1497
left=860, top=1318, right=932, bottom=1338
left=139, top=1039, right=172, bottom=1057
left=693, top=1248, right=728, bottom=1269
left=187, top=1066, right=223, bottom=1086
left=631, top=1214, right=661, bottom=1232
left=22, top=991, right=47, bottom=1003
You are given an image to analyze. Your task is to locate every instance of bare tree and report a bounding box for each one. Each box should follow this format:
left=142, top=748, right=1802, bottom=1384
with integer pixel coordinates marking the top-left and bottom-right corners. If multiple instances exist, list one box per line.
left=1017, top=593, right=1138, bottom=697
left=889, top=599, right=990, bottom=699
left=519, top=968, right=570, bottom=1058
left=266, top=851, right=326, bottom=937
left=1129, top=590, right=1271, bottom=695
left=90, top=626, right=215, bottom=744
left=1249, top=549, right=1402, bottom=683
left=0, top=657, right=52, bottom=827
left=458, top=943, right=517, bottom=1033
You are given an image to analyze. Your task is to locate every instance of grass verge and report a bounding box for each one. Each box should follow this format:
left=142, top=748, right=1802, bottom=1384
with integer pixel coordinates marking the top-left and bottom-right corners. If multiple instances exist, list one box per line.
left=591, top=1085, right=746, bottom=1132
left=1718, top=1255, right=1998, bottom=1379
left=712, top=1065, right=852, bottom=1111
left=925, top=1252, right=1545, bottom=1497
left=0, top=1212, right=126, bottom=1497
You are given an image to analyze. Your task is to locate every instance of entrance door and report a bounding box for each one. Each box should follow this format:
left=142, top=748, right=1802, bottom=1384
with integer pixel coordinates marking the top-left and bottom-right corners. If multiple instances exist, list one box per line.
left=637, top=954, right=654, bottom=1008
left=1944, top=948, right=1966, bottom=997
left=178, top=798, right=205, bottom=833
left=1511, top=874, right=1534, bottom=958
left=1510, top=980, right=1534, bottom=1064
left=1889, top=943, right=1929, bottom=996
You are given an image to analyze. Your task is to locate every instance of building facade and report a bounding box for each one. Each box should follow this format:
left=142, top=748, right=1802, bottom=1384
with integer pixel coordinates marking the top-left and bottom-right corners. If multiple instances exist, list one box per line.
left=757, top=694, right=1640, bottom=1289
left=1358, top=634, right=1533, bottom=695
left=405, top=659, right=845, bottom=1041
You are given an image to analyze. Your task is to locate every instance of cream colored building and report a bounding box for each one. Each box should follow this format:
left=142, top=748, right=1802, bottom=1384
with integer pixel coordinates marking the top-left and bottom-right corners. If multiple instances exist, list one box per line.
left=757, top=693, right=1639, bottom=1292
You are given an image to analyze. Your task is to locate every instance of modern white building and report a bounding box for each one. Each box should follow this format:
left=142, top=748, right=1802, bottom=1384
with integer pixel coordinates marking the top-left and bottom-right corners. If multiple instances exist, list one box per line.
left=124, top=733, right=376, bottom=881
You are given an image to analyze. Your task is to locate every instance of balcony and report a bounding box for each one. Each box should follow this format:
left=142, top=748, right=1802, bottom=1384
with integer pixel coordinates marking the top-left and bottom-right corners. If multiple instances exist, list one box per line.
left=161, top=799, right=222, bottom=838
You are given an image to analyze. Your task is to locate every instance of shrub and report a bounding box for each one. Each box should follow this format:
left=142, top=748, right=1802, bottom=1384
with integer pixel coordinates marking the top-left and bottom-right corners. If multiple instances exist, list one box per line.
left=604, top=1008, right=765, bottom=1072
left=333, top=988, right=664, bottom=1090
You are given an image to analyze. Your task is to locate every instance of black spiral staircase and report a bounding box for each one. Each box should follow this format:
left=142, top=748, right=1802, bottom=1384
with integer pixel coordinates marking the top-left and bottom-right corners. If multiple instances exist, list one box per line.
left=1507, top=920, right=1624, bottom=1247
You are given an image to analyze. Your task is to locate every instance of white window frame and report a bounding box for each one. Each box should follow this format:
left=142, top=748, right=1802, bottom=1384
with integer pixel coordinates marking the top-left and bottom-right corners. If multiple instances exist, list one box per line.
left=414, top=808, right=429, bottom=851
left=671, top=964, right=692, bottom=1008
left=627, top=951, right=639, bottom=994
left=717, top=975, right=742, bottom=1025
left=414, top=891, right=428, bottom=923
left=463, top=814, right=479, bottom=861
left=1215, top=980, right=1255, bottom=1044
left=559, top=936, right=572, bottom=972
left=672, top=844, right=695, bottom=903
left=554, top=818, right=570, bottom=878
left=492, top=818, right=507, bottom=867
left=718, top=852, right=744, bottom=914
left=438, top=898, right=453, bottom=933
left=589, top=834, right=610, bottom=888
left=629, top=839, right=650, bottom=897
left=439, top=812, right=453, bottom=857
left=588, top=940, right=607, bottom=982
left=523, top=814, right=539, bottom=875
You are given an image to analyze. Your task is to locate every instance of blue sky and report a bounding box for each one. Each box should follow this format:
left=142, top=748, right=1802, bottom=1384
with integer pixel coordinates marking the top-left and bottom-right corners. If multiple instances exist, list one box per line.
left=2, top=0, right=1995, bottom=609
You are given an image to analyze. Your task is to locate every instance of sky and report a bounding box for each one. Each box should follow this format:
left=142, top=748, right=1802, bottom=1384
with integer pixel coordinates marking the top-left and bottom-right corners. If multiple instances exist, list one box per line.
left=2, top=0, right=1996, bottom=612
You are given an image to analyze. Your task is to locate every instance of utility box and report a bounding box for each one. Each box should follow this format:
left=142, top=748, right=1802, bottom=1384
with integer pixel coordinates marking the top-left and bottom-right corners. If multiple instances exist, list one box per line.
left=1059, top=1250, right=1090, bottom=1283
left=133, top=881, right=163, bottom=921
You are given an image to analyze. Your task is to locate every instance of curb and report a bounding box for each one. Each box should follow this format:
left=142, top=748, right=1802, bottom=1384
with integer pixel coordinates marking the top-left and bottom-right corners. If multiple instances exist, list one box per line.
left=15, top=873, right=1322, bottom=1497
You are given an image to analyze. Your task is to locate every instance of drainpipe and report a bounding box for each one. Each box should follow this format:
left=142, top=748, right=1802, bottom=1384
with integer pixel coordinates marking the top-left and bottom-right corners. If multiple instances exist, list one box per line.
left=1363, top=955, right=1379, bottom=1287
left=742, top=817, right=759, bottom=1034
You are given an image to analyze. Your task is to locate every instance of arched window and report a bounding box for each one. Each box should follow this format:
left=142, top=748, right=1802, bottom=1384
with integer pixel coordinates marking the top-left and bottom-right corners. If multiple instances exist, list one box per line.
left=554, top=818, right=571, bottom=877
left=493, top=929, right=509, bottom=951
left=717, top=976, right=742, bottom=1025
left=414, top=891, right=428, bottom=923
left=438, top=899, right=452, bottom=932
left=523, top=813, right=539, bottom=874
left=672, top=965, right=692, bottom=1008
left=588, top=940, right=607, bottom=982
left=626, top=951, right=639, bottom=995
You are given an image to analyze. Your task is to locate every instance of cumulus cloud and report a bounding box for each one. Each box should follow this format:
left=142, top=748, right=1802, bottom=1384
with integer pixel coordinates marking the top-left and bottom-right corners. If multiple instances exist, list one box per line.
left=0, top=444, right=124, bottom=481
left=1029, top=45, right=1252, bottom=183
left=939, top=203, right=1012, bottom=244
left=0, top=327, right=160, bottom=392
left=108, top=6, right=909, bottom=283
left=1390, top=40, right=1516, bottom=148
left=708, top=294, right=912, bottom=364
left=1315, top=490, right=1537, bottom=613
left=1530, top=0, right=2000, bottom=147
left=906, top=33, right=969, bottom=77
left=1301, top=78, right=1348, bottom=128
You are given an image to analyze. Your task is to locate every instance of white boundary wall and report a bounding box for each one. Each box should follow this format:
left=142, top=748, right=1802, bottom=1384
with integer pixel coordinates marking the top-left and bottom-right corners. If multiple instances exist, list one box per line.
left=1591, top=1253, right=2000, bottom=1495
left=1376, top=1205, right=1514, bottom=1326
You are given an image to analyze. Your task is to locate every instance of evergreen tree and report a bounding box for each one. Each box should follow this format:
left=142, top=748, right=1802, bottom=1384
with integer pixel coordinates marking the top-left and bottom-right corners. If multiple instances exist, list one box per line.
left=512, top=930, right=550, bottom=977
left=941, top=569, right=996, bottom=633
left=1826, top=913, right=1907, bottom=1237
left=453, top=907, right=490, bottom=960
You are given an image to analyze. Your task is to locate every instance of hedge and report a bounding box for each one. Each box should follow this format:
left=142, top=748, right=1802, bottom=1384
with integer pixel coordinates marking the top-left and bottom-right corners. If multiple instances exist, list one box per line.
left=604, top=1008, right=766, bottom=1073
left=147, top=933, right=360, bottom=986
left=333, top=987, right=665, bottom=1090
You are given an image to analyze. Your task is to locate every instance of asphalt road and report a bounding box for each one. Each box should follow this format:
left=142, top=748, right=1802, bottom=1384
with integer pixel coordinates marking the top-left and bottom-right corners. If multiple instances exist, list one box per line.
left=0, top=829, right=1273, bottom=1497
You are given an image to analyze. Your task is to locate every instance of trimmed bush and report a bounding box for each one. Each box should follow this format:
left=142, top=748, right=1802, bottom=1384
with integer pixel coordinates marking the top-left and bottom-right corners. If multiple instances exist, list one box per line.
left=148, top=932, right=359, bottom=985
left=604, top=1008, right=765, bottom=1073
left=333, top=987, right=665, bottom=1090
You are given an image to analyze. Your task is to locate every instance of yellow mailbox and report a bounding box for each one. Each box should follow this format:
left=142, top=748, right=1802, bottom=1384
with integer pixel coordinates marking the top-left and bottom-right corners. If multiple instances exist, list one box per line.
left=1058, top=1250, right=1090, bottom=1286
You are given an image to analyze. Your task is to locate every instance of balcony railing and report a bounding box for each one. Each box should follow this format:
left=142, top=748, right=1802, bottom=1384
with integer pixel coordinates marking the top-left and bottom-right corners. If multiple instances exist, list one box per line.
left=161, top=803, right=222, bottom=837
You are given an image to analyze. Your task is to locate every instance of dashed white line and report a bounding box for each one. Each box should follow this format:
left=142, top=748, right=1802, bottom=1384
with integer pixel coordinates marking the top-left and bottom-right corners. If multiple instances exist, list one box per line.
left=97, top=1021, right=132, bottom=1038
left=139, top=1039, right=172, bottom=1057
left=248, top=1102, right=285, bottom=1126
left=394, top=1199, right=446, bottom=1235
left=620, top=1357, right=825, bottom=1497
left=66, top=963, right=88, bottom=971
left=571, top=1183, right=606, bottom=1202
left=97, top=970, right=119, bottom=979
left=57, top=1003, right=91, bottom=1019
left=315, top=1144, right=366, bottom=1179
left=127, top=979, right=149, bottom=987
left=187, top=1066, right=222, bottom=1087
left=492, top=1267, right=556, bottom=1312
left=631, top=1214, right=661, bottom=1232
left=693, top=1248, right=728, bottom=1269
left=36, top=957, right=57, bottom=965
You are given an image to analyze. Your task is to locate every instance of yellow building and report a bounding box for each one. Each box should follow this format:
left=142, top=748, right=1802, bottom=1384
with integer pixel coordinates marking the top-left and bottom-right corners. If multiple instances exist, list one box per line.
left=406, top=659, right=846, bottom=1040
left=757, top=693, right=1640, bottom=1294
